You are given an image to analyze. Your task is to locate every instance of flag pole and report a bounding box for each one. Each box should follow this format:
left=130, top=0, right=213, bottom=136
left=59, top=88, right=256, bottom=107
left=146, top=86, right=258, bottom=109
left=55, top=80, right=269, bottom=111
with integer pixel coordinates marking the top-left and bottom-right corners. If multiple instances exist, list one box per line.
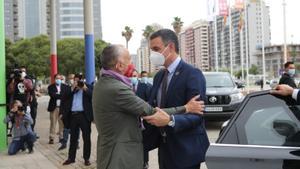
left=260, top=0, right=266, bottom=89
left=229, top=1, right=233, bottom=76
left=214, top=0, right=219, bottom=72
left=244, top=0, right=250, bottom=92
left=283, top=0, right=287, bottom=64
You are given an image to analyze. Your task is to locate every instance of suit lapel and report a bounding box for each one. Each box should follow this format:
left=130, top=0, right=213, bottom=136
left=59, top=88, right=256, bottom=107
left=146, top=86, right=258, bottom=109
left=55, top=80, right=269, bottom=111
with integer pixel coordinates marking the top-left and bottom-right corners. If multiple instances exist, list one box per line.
left=166, top=60, right=184, bottom=101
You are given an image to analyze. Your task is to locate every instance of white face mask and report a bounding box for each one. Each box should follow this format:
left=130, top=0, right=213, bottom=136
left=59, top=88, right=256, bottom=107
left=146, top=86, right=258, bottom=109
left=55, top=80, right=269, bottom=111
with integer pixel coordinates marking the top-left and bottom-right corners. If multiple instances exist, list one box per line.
left=150, top=51, right=165, bottom=66
left=149, top=45, right=169, bottom=67
left=21, top=72, right=26, bottom=79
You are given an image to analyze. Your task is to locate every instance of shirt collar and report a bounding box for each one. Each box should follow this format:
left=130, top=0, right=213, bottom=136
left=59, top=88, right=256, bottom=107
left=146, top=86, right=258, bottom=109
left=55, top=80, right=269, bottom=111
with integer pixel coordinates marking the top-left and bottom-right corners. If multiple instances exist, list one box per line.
left=167, top=57, right=181, bottom=74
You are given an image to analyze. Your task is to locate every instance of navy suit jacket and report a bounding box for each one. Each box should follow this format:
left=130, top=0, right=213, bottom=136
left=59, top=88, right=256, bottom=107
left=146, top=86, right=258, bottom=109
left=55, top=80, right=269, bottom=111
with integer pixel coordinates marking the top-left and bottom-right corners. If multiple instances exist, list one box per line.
left=135, top=82, right=152, bottom=102
left=145, top=60, right=210, bottom=169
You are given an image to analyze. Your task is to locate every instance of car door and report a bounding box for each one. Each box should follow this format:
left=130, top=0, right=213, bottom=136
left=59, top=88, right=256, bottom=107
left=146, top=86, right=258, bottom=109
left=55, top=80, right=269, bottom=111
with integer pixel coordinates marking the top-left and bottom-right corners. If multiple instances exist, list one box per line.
left=206, top=92, right=300, bottom=169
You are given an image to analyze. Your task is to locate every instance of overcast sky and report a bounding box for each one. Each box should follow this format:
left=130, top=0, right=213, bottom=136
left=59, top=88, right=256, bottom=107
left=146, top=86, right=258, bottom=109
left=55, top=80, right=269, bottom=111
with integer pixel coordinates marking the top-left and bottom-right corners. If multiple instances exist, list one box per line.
left=101, top=0, right=300, bottom=54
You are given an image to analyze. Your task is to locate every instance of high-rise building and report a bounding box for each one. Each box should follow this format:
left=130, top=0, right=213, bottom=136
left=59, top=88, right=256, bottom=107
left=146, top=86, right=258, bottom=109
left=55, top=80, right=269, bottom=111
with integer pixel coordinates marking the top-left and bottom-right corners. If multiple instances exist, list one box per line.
left=56, top=0, right=102, bottom=39
left=4, top=0, right=48, bottom=41
left=210, top=0, right=271, bottom=72
left=4, top=0, right=18, bottom=41
left=137, top=39, right=154, bottom=73
left=179, top=20, right=210, bottom=71
left=4, top=0, right=102, bottom=41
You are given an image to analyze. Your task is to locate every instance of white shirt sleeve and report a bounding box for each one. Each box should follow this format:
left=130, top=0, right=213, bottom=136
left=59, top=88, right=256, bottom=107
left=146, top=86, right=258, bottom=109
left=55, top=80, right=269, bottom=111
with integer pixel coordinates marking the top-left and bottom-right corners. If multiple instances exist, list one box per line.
left=292, top=89, right=299, bottom=101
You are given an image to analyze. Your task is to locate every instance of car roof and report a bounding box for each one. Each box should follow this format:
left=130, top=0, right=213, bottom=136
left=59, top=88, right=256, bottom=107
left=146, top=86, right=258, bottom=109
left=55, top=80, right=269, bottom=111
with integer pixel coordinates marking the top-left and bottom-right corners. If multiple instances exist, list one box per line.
left=203, top=72, right=230, bottom=75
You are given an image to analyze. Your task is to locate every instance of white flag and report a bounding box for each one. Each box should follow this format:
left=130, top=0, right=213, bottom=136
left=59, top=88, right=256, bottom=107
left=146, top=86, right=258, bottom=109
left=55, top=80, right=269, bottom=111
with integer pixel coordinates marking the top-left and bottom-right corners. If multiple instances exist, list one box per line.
left=207, top=0, right=216, bottom=21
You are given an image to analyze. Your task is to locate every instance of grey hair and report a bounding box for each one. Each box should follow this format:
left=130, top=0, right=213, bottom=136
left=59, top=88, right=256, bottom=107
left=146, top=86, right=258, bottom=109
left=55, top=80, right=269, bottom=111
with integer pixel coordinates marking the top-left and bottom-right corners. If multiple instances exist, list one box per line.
left=100, top=44, right=124, bottom=69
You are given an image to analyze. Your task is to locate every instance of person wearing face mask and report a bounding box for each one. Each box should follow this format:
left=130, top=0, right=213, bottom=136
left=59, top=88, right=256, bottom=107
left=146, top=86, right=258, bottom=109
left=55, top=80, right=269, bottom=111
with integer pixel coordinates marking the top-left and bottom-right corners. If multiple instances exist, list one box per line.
left=131, top=70, right=153, bottom=169
left=143, top=29, right=209, bottom=169
left=92, top=44, right=205, bottom=169
left=279, top=61, right=297, bottom=88
left=7, top=69, right=33, bottom=110
left=47, top=74, right=69, bottom=144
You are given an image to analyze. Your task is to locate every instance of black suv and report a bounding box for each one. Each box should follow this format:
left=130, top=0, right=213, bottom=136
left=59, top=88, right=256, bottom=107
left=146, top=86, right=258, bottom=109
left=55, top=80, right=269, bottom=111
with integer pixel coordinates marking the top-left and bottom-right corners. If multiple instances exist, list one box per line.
left=204, top=72, right=244, bottom=121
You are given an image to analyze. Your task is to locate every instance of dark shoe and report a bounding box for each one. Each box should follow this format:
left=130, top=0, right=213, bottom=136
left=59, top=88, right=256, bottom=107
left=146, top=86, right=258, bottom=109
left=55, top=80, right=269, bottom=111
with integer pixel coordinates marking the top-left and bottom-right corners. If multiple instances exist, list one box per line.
left=59, top=138, right=64, bottom=143
left=49, top=139, right=54, bottom=144
left=36, top=135, right=40, bottom=139
left=143, top=162, right=149, bottom=169
left=84, top=160, right=91, bottom=166
left=58, top=144, right=67, bottom=151
left=63, top=159, right=75, bottom=165
left=28, top=148, right=34, bottom=154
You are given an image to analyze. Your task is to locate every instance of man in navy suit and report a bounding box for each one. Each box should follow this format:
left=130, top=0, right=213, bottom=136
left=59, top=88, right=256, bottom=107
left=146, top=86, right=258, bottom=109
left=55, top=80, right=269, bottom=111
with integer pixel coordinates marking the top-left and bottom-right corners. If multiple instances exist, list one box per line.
left=143, top=29, right=209, bottom=169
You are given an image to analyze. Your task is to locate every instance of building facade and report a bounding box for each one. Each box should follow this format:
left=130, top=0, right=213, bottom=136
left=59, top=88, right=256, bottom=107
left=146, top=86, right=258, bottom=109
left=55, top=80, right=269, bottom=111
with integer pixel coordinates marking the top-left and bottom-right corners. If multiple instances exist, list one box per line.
left=210, top=0, right=271, bottom=72
left=4, top=0, right=48, bottom=41
left=4, top=0, right=102, bottom=41
left=56, top=0, right=102, bottom=40
left=255, top=44, right=300, bottom=78
left=179, top=20, right=210, bottom=71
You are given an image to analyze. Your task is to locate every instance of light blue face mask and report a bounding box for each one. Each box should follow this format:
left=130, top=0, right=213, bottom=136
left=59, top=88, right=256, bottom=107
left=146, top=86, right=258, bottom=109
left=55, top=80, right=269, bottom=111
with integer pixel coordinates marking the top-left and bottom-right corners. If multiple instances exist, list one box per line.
left=55, top=79, right=62, bottom=85
left=131, top=77, right=138, bottom=86
left=140, top=77, right=148, bottom=84
left=288, top=69, right=296, bottom=76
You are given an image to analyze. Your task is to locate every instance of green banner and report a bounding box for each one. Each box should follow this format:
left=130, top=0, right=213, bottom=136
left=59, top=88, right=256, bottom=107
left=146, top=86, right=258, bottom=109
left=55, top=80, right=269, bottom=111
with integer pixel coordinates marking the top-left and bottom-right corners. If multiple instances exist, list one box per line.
left=0, top=0, right=7, bottom=151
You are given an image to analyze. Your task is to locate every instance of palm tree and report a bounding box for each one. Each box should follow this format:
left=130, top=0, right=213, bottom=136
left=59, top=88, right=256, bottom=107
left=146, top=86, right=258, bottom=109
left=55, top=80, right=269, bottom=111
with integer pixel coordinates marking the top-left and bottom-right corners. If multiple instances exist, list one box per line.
left=121, top=26, right=133, bottom=49
left=142, top=25, right=155, bottom=73
left=142, top=25, right=155, bottom=40
left=171, top=17, right=184, bottom=36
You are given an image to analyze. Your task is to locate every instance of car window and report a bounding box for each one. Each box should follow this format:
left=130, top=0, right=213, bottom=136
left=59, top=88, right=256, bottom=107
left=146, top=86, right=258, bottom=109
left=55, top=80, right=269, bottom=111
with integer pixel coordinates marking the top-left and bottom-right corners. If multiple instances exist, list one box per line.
left=205, top=74, right=235, bottom=87
left=235, top=94, right=300, bottom=146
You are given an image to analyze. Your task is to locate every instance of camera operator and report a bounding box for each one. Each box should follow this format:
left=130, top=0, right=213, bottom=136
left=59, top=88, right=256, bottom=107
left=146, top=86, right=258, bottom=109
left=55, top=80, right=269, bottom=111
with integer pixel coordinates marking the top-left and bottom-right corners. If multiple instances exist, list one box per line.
left=7, top=69, right=33, bottom=110
left=62, top=73, right=93, bottom=166
left=3, top=100, right=36, bottom=155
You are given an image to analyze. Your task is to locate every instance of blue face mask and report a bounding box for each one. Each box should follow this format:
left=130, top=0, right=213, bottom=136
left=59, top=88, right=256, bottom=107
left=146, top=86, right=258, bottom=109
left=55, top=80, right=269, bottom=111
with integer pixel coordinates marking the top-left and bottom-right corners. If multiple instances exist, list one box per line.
left=288, top=69, right=296, bottom=76
left=140, top=77, right=148, bottom=84
left=131, top=77, right=138, bottom=86
left=55, top=79, right=62, bottom=85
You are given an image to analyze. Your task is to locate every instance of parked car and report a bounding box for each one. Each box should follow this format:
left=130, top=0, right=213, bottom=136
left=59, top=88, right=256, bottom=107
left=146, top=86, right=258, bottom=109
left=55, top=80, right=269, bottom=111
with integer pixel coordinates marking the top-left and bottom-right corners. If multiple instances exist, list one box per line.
left=269, top=78, right=279, bottom=88
left=203, top=72, right=244, bottom=121
left=205, top=90, right=300, bottom=169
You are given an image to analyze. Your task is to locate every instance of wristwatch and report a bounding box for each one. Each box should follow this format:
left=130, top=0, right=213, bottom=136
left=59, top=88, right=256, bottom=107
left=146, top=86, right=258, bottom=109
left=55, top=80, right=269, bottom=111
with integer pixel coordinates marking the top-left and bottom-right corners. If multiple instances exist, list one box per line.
left=167, top=115, right=175, bottom=127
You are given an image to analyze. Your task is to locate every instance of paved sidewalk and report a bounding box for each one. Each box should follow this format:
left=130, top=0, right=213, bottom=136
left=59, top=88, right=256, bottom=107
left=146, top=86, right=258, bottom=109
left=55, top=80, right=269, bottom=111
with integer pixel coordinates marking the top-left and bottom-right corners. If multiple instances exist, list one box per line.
left=0, top=96, right=160, bottom=169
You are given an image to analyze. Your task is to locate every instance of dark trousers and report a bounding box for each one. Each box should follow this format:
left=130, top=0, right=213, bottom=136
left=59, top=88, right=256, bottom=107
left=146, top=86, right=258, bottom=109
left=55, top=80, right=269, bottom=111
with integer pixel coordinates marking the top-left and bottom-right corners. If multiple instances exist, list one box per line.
left=30, top=106, right=37, bottom=131
left=61, top=128, right=80, bottom=145
left=8, top=132, right=36, bottom=155
left=68, top=113, right=91, bottom=161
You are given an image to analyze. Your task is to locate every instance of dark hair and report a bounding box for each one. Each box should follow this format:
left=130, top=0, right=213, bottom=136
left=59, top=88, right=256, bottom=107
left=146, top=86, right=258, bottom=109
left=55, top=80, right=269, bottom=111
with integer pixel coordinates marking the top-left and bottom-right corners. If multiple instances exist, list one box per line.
left=150, top=29, right=179, bottom=54
left=141, top=71, right=148, bottom=75
left=74, top=73, right=83, bottom=80
left=54, top=73, right=61, bottom=79
left=284, top=61, right=294, bottom=69
left=101, top=45, right=123, bottom=69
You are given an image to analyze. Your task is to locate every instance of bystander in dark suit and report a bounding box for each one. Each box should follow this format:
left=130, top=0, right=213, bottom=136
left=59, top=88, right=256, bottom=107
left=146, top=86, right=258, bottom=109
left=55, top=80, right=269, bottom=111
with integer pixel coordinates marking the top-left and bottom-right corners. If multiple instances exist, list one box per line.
left=62, top=73, right=93, bottom=166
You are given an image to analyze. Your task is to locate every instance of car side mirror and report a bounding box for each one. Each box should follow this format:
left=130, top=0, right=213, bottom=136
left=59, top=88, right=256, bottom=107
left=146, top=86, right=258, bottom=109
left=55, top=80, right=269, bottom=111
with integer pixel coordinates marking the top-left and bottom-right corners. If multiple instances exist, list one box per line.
left=273, top=120, right=297, bottom=137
